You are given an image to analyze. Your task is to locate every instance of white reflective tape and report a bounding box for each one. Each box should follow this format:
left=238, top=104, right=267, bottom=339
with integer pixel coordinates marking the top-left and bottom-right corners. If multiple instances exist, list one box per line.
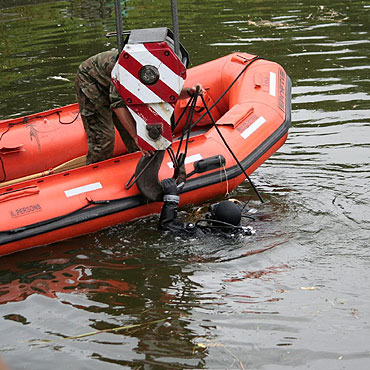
left=112, top=63, right=161, bottom=103
left=128, top=108, right=171, bottom=150
left=64, top=182, right=102, bottom=198
left=167, top=153, right=203, bottom=169
left=241, top=116, right=266, bottom=139
left=269, top=72, right=276, bottom=96
left=125, top=44, right=185, bottom=93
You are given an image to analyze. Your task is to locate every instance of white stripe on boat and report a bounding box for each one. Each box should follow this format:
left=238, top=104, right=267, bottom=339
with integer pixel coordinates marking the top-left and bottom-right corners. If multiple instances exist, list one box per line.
left=241, top=116, right=266, bottom=139
left=167, top=153, right=203, bottom=168
left=64, top=182, right=102, bottom=197
left=269, top=72, right=276, bottom=96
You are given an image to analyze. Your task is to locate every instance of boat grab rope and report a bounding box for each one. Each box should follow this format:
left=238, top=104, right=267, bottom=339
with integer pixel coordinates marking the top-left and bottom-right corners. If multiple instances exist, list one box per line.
left=0, top=110, right=80, bottom=182
left=0, top=157, right=6, bottom=183
left=0, top=198, right=112, bottom=235
left=1, top=110, right=62, bottom=128
left=56, top=111, right=80, bottom=124
left=0, top=126, right=12, bottom=182
left=1, top=109, right=79, bottom=129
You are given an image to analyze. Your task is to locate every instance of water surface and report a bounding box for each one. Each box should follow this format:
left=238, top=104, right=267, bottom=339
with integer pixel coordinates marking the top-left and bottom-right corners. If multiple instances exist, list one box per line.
left=1, top=0, right=370, bottom=369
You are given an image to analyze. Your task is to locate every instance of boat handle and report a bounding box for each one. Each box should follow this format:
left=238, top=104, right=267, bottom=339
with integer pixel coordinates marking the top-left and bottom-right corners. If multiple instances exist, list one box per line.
left=0, top=185, right=40, bottom=203
left=0, top=144, right=25, bottom=155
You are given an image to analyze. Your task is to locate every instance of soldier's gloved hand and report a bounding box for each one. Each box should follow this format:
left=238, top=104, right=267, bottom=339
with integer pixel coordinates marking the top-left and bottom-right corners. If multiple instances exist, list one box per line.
left=161, top=178, right=179, bottom=195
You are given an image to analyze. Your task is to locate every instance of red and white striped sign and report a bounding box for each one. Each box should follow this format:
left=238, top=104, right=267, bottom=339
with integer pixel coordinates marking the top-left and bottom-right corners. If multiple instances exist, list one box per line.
left=112, top=42, right=186, bottom=151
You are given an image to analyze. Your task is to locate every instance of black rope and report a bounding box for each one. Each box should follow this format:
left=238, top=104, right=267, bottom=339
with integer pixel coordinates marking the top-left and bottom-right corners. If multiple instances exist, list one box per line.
left=241, top=213, right=256, bottom=221
left=194, top=218, right=252, bottom=236
left=0, top=126, right=11, bottom=142
left=195, top=218, right=239, bottom=229
left=124, top=150, right=163, bottom=190
left=3, top=109, right=77, bottom=127
left=188, top=56, right=262, bottom=133
left=163, top=86, right=201, bottom=174
left=57, top=111, right=80, bottom=124
left=172, top=55, right=264, bottom=203
left=172, top=94, right=194, bottom=132
left=166, top=146, right=178, bottom=168
left=171, top=56, right=262, bottom=164
left=175, top=88, right=199, bottom=162
left=199, top=93, right=264, bottom=203
left=19, top=110, right=62, bottom=126
left=0, top=157, right=6, bottom=183
left=0, top=125, right=12, bottom=182
left=179, top=86, right=201, bottom=164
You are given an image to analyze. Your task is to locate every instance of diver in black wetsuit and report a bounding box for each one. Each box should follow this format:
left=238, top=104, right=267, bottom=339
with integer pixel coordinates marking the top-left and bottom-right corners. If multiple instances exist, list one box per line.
left=158, top=178, right=255, bottom=237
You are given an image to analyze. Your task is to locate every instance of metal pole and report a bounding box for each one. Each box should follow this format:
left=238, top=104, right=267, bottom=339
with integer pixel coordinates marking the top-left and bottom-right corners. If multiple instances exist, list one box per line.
left=114, top=0, right=124, bottom=52
left=170, top=0, right=180, bottom=57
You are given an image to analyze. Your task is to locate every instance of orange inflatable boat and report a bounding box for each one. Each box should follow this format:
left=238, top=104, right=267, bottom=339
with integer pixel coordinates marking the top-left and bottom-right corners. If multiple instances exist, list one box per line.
left=0, top=104, right=127, bottom=183
left=0, top=52, right=291, bottom=256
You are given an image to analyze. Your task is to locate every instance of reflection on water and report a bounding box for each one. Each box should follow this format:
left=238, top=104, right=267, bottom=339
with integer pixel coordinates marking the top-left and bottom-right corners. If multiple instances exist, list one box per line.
left=0, top=229, right=209, bottom=368
left=1, top=0, right=370, bottom=368
left=0, top=205, right=283, bottom=368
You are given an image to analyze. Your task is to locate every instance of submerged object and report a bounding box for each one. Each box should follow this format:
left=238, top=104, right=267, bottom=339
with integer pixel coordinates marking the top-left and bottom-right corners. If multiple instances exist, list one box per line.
left=0, top=51, right=291, bottom=256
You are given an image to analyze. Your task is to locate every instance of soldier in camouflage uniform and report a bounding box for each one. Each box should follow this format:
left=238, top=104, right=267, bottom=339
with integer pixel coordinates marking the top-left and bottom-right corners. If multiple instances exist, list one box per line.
left=75, top=49, right=139, bottom=165
left=76, top=49, right=203, bottom=165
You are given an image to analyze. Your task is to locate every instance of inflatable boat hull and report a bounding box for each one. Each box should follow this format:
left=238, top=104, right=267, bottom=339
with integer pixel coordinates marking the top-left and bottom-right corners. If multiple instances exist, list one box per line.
left=0, top=52, right=291, bottom=256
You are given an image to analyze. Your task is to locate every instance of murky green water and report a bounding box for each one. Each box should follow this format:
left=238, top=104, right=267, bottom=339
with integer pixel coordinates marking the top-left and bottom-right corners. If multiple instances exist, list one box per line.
left=1, top=0, right=370, bottom=369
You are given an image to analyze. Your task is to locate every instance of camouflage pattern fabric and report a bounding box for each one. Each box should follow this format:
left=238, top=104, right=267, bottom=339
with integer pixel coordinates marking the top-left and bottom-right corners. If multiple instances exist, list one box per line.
left=75, top=49, right=137, bottom=164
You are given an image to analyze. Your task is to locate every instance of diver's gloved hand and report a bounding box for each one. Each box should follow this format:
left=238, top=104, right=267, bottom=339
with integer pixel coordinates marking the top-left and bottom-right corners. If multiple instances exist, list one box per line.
left=161, top=178, right=179, bottom=195
left=161, top=178, right=180, bottom=203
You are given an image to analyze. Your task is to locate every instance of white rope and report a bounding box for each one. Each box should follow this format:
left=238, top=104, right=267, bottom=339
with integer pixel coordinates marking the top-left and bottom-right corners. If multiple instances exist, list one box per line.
left=221, top=157, right=229, bottom=196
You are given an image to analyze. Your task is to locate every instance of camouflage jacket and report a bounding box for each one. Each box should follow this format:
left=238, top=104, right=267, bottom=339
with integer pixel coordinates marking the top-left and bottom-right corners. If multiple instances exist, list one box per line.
left=76, top=49, right=125, bottom=115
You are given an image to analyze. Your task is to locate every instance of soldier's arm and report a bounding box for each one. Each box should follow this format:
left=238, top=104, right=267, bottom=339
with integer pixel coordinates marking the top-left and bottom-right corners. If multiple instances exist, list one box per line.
left=110, top=83, right=153, bottom=156
left=112, top=107, right=137, bottom=140
left=113, top=107, right=152, bottom=157
left=109, top=82, right=135, bottom=139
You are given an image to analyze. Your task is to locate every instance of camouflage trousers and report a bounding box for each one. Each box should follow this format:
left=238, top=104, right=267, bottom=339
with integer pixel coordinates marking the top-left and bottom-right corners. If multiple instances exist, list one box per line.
left=75, top=78, right=137, bottom=165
